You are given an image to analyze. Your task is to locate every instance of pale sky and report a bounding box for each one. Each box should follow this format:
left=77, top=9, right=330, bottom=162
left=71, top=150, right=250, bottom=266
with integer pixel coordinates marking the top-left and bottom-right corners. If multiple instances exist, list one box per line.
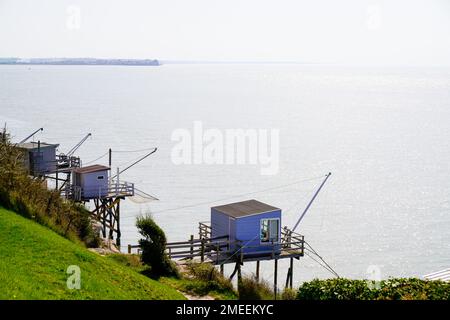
left=1, top=0, right=450, bottom=65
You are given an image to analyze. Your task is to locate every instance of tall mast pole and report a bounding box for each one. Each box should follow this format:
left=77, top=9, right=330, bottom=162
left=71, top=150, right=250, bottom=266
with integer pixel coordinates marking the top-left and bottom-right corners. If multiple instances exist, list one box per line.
left=19, top=127, right=43, bottom=144
left=292, top=172, right=332, bottom=232
left=110, top=148, right=157, bottom=180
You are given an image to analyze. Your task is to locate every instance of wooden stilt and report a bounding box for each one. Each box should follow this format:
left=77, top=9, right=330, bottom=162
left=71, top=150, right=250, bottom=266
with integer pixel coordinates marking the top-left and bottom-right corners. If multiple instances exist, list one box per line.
left=274, top=259, right=278, bottom=300
left=285, top=268, right=291, bottom=289
left=116, top=200, right=121, bottom=248
left=237, top=263, right=242, bottom=282
left=99, top=199, right=106, bottom=238
left=229, top=261, right=240, bottom=280
left=289, top=257, right=293, bottom=289
left=108, top=200, right=114, bottom=240
left=220, top=264, right=224, bottom=276
left=285, top=257, right=295, bottom=289
left=256, top=261, right=260, bottom=281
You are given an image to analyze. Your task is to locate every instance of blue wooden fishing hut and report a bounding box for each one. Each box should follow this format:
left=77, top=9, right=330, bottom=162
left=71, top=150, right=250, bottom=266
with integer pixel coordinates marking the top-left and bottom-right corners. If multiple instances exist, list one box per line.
left=72, top=164, right=110, bottom=200
left=16, top=141, right=59, bottom=175
left=211, top=199, right=282, bottom=255
left=164, top=174, right=333, bottom=296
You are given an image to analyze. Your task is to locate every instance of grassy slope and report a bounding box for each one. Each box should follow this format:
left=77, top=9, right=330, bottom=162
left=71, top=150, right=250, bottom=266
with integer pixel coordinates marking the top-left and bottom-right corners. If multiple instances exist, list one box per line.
left=107, top=254, right=238, bottom=300
left=0, top=207, right=185, bottom=300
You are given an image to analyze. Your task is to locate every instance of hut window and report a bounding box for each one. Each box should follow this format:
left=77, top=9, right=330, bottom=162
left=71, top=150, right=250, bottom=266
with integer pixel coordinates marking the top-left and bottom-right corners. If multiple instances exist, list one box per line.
left=260, top=218, right=279, bottom=243
left=97, top=175, right=104, bottom=180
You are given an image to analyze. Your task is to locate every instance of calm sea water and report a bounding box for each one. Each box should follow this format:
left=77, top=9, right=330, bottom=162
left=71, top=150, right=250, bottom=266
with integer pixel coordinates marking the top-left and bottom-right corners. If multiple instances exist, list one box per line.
left=1, top=64, right=449, bottom=287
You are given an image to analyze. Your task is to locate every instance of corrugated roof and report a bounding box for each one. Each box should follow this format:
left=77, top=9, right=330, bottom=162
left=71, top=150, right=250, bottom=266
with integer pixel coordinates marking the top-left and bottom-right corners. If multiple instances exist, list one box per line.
left=16, top=142, right=59, bottom=149
left=212, top=199, right=280, bottom=218
left=73, top=164, right=110, bottom=174
left=423, top=268, right=450, bottom=282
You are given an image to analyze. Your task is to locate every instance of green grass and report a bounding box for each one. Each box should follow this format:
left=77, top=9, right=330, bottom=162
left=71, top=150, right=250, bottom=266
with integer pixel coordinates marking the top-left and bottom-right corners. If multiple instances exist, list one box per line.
left=0, top=207, right=185, bottom=300
left=106, top=254, right=237, bottom=300
left=159, top=262, right=238, bottom=300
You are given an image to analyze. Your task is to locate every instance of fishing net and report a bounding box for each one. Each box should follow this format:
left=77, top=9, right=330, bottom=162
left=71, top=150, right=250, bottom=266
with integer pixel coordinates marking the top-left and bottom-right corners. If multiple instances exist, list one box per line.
left=128, top=187, right=159, bottom=204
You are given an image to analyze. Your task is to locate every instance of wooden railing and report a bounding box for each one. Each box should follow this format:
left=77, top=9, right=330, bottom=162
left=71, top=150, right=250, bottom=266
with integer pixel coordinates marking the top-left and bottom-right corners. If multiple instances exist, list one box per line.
left=56, top=154, right=81, bottom=169
left=281, top=227, right=304, bottom=251
left=108, top=181, right=135, bottom=197
left=165, top=236, right=229, bottom=263
left=199, top=222, right=211, bottom=239
left=129, top=225, right=304, bottom=265
left=65, top=181, right=134, bottom=201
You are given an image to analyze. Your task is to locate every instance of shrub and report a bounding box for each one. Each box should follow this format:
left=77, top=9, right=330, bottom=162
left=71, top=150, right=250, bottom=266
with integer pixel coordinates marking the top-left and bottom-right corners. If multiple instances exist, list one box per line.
left=296, top=278, right=450, bottom=300
left=238, top=274, right=274, bottom=300
left=136, top=215, right=178, bottom=278
left=281, top=287, right=297, bottom=300
left=186, top=262, right=234, bottom=295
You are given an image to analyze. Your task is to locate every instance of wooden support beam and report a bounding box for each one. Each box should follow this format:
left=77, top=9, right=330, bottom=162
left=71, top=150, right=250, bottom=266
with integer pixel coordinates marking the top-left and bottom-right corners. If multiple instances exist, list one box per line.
left=220, top=264, right=224, bottom=276
left=274, top=259, right=278, bottom=300
left=229, top=262, right=240, bottom=280
left=237, top=263, right=242, bottom=283
left=285, top=268, right=290, bottom=289
left=256, top=261, right=260, bottom=282
left=108, top=200, right=114, bottom=240
left=285, top=258, right=294, bottom=289
left=289, top=257, right=294, bottom=289
left=116, top=199, right=121, bottom=247
left=101, top=201, right=106, bottom=238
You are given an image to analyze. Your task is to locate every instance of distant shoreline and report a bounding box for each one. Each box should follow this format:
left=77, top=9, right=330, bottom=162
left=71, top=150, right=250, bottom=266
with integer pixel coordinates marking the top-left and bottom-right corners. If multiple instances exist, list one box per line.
left=0, top=58, right=160, bottom=66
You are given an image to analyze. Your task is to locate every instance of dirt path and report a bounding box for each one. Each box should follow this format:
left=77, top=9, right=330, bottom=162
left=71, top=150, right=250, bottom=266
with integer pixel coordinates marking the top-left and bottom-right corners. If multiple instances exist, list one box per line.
left=175, top=262, right=216, bottom=300
left=180, top=291, right=215, bottom=300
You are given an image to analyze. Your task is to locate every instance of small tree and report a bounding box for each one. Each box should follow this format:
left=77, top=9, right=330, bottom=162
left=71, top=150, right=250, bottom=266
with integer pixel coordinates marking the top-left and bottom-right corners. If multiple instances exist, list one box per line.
left=136, top=215, right=178, bottom=278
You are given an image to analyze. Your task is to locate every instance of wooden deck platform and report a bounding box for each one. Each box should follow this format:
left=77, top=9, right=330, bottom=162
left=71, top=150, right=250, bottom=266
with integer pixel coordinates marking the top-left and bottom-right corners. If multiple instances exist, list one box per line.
left=165, top=224, right=305, bottom=265
left=65, top=182, right=134, bottom=201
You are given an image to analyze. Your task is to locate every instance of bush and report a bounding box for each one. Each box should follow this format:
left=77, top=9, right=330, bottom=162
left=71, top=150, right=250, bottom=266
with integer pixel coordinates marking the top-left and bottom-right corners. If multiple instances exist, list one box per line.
left=0, top=130, right=99, bottom=247
left=281, top=287, right=297, bottom=300
left=136, top=215, right=178, bottom=278
left=296, top=278, right=450, bottom=300
left=238, top=274, right=274, bottom=300
left=186, top=262, right=234, bottom=295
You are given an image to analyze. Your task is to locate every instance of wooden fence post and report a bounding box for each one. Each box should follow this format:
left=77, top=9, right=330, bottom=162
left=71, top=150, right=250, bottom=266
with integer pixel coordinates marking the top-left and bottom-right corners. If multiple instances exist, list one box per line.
left=200, top=239, right=205, bottom=262
left=190, top=235, right=194, bottom=259
left=127, top=244, right=131, bottom=254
